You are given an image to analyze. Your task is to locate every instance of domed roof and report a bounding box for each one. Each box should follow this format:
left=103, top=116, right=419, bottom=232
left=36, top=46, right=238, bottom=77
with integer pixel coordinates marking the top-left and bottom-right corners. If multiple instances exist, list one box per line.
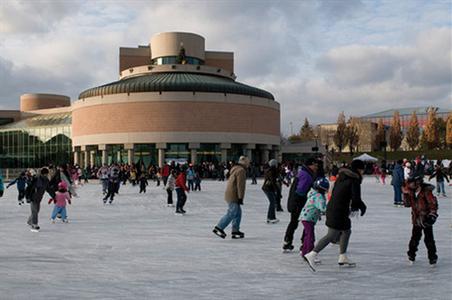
left=78, top=72, right=274, bottom=100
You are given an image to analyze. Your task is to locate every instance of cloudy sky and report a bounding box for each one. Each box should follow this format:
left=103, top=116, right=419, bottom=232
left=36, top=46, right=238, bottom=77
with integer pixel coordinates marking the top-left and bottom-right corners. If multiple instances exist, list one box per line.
left=0, top=0, right=450, bottom=134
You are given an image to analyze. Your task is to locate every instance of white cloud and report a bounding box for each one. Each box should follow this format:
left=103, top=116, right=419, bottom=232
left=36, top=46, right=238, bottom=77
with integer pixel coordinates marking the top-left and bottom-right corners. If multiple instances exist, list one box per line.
left=0, top=0, right=450, bottom=135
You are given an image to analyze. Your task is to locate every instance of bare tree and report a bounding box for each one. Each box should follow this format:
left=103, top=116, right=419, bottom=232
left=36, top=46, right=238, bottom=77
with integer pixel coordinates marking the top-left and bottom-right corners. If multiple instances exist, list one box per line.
left=447, top=112, right=452, bottom=149
left=334, top=112, right=346, bottom=153
left=345, top=117, right=360, bottom=154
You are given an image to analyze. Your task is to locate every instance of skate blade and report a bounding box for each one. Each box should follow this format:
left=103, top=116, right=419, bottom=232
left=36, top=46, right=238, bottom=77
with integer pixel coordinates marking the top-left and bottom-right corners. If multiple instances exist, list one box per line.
left=303, top=257, right=316, bottom=272
left=339, top=263, right=356, bottom=268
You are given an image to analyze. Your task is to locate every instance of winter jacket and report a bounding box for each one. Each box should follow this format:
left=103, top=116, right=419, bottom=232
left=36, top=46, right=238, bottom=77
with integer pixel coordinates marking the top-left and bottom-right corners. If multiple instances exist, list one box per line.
left=26, top=175, right=53, bottom=203
left=161, top=165, right=171, bottom=177
left=7, top=176, right=27, bottom=190
left=224, top=164, right=247, bottom=204
left=166, top=174, right=176, bottom=191
left=404, top=167, right=412, bottom=180
left=300, top=189, right=327, bottom=224
left=405, top=183, right=438, bottom=227
left=390, top=164, right=404, bottom=187
left=296, top=166, right=315, bottom=196
left=49, top=191, right=71, bottom=207
left=262, top=167, right=278, bottom=193
left=325, top=168, right=366, bottom=231
left=186, top=168, right=195, bottom=181
left=175, top=173, right=188, bottom=191
left=429, top=168, right=449, bottom=183
left=97, top=166, right=109, bottom=180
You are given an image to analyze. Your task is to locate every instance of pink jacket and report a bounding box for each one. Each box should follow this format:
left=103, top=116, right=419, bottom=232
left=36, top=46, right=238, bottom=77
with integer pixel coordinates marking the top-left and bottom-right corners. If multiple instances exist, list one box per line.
left=49, top=191, right=71, bottom=207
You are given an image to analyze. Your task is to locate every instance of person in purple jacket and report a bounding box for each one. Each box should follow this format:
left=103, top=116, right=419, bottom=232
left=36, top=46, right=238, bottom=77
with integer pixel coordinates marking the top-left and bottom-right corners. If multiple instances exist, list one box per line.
left=282, top=158, right=318, bottom=251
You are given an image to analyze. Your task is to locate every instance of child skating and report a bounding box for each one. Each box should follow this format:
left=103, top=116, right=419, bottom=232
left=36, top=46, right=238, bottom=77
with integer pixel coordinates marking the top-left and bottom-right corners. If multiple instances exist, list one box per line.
left=49, top=182, right=71, bottom=223
left=405, top=175, right=438, bottom=266
left=300, top=177, right=329, bottom=259
left=139, top=174, right=148, bottom=193
left=7, top=171, right=28, bottom=205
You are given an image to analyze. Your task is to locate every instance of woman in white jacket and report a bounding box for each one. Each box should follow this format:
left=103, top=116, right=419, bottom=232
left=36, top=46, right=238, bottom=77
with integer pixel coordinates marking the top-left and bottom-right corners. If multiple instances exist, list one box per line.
left=165, top=170, right=176, bottom=207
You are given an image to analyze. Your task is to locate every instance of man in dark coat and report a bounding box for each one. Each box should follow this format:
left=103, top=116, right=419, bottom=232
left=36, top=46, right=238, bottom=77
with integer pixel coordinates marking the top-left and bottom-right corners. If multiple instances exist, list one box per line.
left=391, top=160, right=404, bottom=206
left=282, top=158, right=318, bottom=251
left=304, top=159, right=366, bottom=271
left=26, top=167, right=54, bottom=232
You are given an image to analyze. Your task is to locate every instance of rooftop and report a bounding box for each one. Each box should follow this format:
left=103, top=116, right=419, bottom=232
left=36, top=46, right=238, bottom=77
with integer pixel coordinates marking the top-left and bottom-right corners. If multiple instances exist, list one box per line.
left=362, top=107, right=450, bottom=118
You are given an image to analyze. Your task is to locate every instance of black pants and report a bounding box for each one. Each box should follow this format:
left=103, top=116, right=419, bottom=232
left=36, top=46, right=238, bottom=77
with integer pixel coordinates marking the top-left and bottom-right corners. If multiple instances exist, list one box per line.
left=139, top=186, right=146, bottom=193
left=167, top=189, right=173, bottom=204
left=284, top=205, right=303, bottom=244
left=28, top=200, right=41, bottom=226
left=163, top=176, right=168, bottom=187
left=18, top=189, right=26, bottom=201
left=176, top=189, right=187, bottom=211
left=408, top=225, right=437, bottom=262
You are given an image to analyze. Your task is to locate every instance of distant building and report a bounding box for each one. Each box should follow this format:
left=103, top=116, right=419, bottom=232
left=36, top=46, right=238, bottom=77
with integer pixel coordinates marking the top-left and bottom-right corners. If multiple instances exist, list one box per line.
left=361, top=107, right=450, bottom=130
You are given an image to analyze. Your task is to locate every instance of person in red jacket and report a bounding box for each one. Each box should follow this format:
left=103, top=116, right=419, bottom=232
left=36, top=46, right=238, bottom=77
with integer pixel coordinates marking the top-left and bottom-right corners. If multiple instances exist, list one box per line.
left=405, top=175, right=438, bottom=266
left=175, top=169, right=189, bottom=214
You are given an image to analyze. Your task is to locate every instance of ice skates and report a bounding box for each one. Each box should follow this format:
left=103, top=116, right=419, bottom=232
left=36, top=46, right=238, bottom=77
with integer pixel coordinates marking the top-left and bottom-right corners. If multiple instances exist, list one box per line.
left=303, top=251, right=318, bottom=272
left=338, top=254, right=356, bottom=267
left=231, top=231, right=245, bottom=239
left=213, top=226, right=227, bottom=239
left=266, top=218, right=280, bottom=224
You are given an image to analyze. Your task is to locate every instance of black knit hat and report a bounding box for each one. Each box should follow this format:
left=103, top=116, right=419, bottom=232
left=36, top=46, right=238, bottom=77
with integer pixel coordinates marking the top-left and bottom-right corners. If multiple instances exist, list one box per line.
left=305, top=158, right=318, bottom=166
left=351, top=159, right=365, bottom=171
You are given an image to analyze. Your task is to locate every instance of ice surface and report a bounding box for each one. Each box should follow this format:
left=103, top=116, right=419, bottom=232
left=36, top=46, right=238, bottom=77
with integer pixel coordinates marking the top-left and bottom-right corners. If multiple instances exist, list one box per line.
left=0, top=178, right=450, bottom=300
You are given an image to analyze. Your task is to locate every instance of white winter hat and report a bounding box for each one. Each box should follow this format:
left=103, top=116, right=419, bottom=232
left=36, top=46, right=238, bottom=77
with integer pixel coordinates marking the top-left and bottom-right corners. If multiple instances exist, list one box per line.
left=268, top=159, right=278, bottom=167
left=238, top=156, right=250, bottom=167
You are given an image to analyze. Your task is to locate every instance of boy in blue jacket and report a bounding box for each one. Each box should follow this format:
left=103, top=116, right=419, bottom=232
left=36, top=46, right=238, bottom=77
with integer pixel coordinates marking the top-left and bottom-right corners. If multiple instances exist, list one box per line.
left=7, top=172, right=28, bottom=205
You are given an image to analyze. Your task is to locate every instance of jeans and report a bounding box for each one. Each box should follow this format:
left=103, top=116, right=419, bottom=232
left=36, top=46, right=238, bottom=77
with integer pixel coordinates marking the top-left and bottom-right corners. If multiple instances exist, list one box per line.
left=217, top=202, right=242, bottom=232
left=436, top=181, right=446, bottom=195
left=301, top=221, right=315, bottom=256
left=51, top=206, right=67, bottom=220
left=264, top=190, right=277, bottom=220
left=176, top=188, right=187, bottom=211
left=28, top=200, right=41, bottom=226
left=101, top=179, right=108, bottom=193
left=393, top=185, right=402, bottom=204
left=407, top=225, right=437, bottom=262
left=313, top=227, right=351, bottom=254
left=187, top=180, right=194, bottom=191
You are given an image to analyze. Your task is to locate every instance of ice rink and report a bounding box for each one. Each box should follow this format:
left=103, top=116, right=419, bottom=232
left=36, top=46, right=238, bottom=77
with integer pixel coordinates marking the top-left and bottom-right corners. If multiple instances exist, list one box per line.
left=0, top=177, right=450, bottom=300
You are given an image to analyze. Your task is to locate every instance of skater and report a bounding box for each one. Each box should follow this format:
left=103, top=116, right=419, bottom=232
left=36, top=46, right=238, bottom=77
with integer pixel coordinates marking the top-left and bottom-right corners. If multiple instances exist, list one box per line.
left=429, top=164, right=449, bottom=197
left=26, top=167, right=54, bottom=232
left=175, top=169, right=189, bottom=214
left=194, top=170, right=202, bottom=191
left=213, top=156, right=249, bottom=239
left=391, top=160, right=404, bottom=206
left=405, top=175, right=438, bottom=266
left=304, top=160, right=367, bottom=272
left=103, top=166, right=120, bottom=204
left=300, top=177, right=329, bottom=257
left=166, top=170, right=176, bottom=207
left=49, top=181, right=71, bottom=223
left=6, top=172, right=28, bottom=205
left=186, top=165, right=195, bottom=191
left=0, top=171, right=4, bottom=198
left=282, top=158, right=317, bottom=251
left=97, top=164, right=110, bottom=194
left=139, top=173, right=148, bottom=193
left=161, top=163, right=171, bottom=187
left=262, top=159, right=280, bottom=224
left=250, top=163, right=258, bottom=185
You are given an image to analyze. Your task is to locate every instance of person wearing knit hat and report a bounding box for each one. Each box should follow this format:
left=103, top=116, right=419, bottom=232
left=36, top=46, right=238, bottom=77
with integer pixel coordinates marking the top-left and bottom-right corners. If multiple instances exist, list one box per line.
left=213, top=156, right=250, bottom=239
left=304, top=160, right=367, bottom=271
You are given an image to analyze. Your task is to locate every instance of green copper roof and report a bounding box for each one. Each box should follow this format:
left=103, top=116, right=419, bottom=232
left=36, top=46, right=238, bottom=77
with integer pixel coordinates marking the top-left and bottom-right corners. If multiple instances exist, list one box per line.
left=78, top=72, right=275, bottom=100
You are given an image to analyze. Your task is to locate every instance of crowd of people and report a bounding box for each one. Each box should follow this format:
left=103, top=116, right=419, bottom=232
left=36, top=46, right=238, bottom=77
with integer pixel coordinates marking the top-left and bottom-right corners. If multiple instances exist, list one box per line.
left=0, top=154, right=449, bottom=271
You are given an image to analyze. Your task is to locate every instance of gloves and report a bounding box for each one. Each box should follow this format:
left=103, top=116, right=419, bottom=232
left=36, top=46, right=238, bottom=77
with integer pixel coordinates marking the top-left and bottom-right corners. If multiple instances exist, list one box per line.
left=425, top=214, right=438, bottom=227
left=48, top=198, right=54, bottom=205
left=237, top=198, right=243, bottom=205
